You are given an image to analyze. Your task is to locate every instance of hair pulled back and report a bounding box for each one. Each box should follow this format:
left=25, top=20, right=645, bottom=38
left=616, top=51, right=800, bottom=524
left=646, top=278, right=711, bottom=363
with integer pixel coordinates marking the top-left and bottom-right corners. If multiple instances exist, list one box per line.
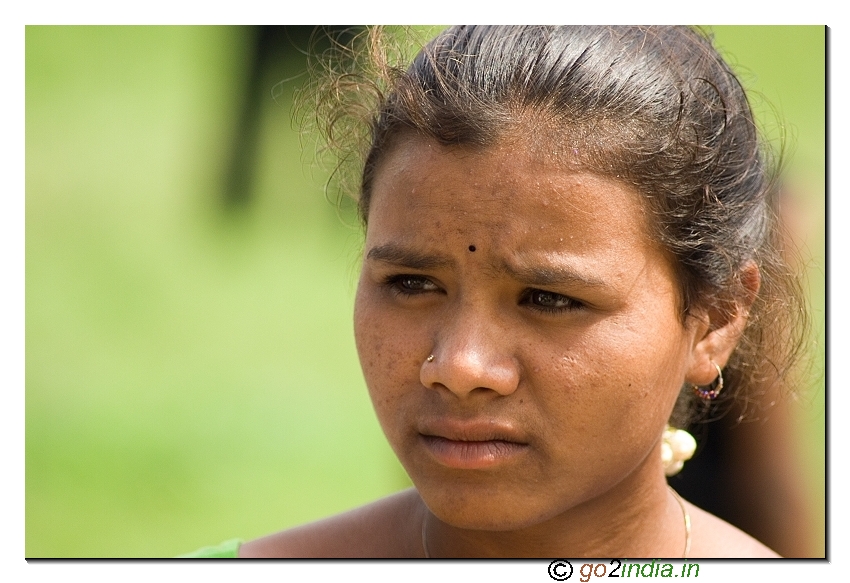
left=307, top=25, right=808, bottom=422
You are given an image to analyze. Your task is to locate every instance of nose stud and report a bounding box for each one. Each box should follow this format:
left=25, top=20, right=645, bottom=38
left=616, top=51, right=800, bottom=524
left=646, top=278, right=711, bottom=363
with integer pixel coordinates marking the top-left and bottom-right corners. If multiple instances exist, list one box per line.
left=426, top=354, right=435, bottom=363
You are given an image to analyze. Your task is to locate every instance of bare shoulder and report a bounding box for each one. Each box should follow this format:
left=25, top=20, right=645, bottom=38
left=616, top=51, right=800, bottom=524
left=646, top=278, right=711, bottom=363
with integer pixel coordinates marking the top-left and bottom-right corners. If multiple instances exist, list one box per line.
left=686, top=502, right=781, bottom=558
left=238, top=488, right=425, bottom=558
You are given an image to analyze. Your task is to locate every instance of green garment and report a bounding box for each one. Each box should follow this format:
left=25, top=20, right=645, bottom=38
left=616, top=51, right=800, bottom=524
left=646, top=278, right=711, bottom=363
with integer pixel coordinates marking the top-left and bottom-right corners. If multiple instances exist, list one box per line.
left=178, top=538, right=241, bottom=558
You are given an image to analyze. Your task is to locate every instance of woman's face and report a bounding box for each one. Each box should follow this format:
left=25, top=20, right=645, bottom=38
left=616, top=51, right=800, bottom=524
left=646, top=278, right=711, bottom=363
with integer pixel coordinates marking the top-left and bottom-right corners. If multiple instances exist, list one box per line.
left=354, top=134, right=704, bottom=530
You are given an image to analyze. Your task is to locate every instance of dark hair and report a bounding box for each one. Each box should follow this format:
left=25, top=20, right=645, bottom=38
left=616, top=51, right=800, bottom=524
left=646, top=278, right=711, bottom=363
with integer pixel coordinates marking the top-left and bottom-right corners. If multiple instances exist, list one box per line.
left=307, top=25, right=809, bottom=422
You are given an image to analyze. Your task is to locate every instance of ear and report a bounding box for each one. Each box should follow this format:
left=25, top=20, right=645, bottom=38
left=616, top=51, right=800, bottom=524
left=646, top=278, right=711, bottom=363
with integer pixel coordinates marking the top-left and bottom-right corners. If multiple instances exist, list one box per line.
left=685, top=262, right=761, bottom=385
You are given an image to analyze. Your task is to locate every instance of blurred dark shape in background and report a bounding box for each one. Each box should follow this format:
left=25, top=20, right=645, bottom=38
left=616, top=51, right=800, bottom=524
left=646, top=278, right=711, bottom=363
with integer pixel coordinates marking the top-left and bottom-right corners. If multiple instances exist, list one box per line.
left=222, top=26, right=361, bottom=209
left=672, top=398, right=818, bottom=557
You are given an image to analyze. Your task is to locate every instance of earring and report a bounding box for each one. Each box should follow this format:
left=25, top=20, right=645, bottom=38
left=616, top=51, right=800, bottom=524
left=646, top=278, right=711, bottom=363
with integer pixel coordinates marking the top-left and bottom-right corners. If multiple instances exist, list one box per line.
left=692, top=361, right=724, bottom=400
left=426, top=354, right=435, bottom=363
left=661, top=425, right=697, bottom=476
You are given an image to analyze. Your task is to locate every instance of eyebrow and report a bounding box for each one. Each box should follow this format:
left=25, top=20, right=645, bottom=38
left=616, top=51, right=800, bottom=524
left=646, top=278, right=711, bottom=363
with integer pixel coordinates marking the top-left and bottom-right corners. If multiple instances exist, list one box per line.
left=366, top=243, right=609, bottom=290
left=498, top=261, right=609, bottom=290
left=366, top=244, right=456, bottom=270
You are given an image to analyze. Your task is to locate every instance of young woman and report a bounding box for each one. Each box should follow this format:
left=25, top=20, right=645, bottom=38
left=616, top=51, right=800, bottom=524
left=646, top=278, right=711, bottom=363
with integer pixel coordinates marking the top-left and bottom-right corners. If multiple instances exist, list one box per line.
left=186, top=25, right=807, bottom=558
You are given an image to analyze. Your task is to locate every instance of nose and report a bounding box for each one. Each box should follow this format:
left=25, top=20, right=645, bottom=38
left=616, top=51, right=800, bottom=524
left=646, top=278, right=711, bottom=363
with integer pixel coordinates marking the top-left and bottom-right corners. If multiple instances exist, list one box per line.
left=420, top=308, right=521, bottom=398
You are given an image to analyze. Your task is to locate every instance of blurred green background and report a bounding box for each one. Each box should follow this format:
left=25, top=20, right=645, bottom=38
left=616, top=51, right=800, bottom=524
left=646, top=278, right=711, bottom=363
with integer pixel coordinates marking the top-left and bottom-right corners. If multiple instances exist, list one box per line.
left=25, top=26, right=825, bottom=557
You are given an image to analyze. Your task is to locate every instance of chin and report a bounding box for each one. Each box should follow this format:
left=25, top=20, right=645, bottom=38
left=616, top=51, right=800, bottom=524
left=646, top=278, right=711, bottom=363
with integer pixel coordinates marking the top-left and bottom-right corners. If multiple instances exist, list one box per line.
left=415, top=477, right=570, bottom=531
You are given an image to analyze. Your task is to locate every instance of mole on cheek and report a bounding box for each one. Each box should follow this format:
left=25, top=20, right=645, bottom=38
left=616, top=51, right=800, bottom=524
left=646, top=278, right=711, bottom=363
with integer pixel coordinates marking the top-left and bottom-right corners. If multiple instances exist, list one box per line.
left=468, top=245, right=476, bottom=252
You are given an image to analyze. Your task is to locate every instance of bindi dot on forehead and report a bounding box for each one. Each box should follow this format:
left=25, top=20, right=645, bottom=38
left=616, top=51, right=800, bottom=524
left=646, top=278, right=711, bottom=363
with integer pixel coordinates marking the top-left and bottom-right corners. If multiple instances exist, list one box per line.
left=468, top=245, right=477, bottom=252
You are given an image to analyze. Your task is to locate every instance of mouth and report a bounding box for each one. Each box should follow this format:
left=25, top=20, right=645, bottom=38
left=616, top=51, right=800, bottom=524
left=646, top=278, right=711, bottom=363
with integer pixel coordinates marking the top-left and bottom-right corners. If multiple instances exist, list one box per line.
left=418, top=419, right=530, bottom=469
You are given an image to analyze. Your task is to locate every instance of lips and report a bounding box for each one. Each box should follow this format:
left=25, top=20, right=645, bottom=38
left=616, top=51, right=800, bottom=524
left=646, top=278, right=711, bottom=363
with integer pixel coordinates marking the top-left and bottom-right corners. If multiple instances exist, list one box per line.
left=418, top=419, right=530, bottom=469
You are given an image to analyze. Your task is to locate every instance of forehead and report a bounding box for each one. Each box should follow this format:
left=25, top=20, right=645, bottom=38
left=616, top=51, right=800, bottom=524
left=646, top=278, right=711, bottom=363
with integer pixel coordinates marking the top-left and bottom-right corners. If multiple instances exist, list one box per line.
left=366, top=134, right=654, bottom=254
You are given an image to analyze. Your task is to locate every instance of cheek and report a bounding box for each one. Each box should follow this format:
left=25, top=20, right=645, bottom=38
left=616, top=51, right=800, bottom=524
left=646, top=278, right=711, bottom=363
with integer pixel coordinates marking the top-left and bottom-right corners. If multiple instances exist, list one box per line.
left=353, top=288, right=421, bottom=421
left=533, top=322, right=689, bottom=456
left=354, top=291, right=391, bottom=395
left=353, top=293, right=382, bottom=384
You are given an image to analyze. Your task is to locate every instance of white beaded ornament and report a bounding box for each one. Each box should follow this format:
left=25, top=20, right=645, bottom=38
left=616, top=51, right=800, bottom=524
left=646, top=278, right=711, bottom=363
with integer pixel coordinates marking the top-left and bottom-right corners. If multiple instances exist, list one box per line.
left=661, top=425, right=697, bottom=476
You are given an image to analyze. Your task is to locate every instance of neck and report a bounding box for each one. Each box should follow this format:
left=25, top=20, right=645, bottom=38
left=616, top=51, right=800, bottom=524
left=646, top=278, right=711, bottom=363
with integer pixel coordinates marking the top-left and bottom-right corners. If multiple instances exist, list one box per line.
left=421, top=458, right=686, bottom=558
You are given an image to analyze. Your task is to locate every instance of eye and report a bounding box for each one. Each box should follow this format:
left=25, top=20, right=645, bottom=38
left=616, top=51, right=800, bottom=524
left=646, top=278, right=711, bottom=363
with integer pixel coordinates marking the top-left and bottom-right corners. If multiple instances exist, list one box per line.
left=386, top=274, right=440, bottom=296
left=524, top=289, right=584, bottom=313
